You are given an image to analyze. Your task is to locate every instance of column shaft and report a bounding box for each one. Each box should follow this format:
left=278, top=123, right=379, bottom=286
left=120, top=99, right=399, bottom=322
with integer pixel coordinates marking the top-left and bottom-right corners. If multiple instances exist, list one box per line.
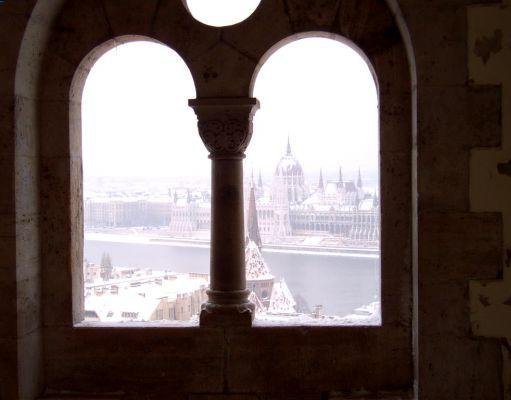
left=188, top=97, right=259, bottom=327
left=210, top=158, right=246, bottom=292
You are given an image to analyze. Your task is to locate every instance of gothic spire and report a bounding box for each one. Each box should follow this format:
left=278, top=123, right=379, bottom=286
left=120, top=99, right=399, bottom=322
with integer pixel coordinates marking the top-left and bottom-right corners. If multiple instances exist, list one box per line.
left=357, top=167, right=363, bottom=188
left=258, top=170, right=263, bottom=188
left=247, top=185, right=262, bottom=249
left=318, top=168, right=324, bottom=191
left=338, top=165, right=343, bottom=184
left=286, top=135, right=292, bottom=156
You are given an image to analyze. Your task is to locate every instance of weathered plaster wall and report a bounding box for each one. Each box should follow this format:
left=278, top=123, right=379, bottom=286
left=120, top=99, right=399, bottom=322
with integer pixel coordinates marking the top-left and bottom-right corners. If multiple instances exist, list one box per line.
left=468, top=1, right=511, bottom=399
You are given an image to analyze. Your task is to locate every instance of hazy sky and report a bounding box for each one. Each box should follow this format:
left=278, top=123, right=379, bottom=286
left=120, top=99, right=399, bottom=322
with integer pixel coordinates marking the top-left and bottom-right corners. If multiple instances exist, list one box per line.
left=248, top=38, right=378, bottom=181
left=82, top=37, right=378, bottom=183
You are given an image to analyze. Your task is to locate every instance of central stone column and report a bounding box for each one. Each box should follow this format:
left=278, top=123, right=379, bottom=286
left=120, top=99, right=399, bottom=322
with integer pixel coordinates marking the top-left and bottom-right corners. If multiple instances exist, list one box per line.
left=189, top=97, right=259, bottom=327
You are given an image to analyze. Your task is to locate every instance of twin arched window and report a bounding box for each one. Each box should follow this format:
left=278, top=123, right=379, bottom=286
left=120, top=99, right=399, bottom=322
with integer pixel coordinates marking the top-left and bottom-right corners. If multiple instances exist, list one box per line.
left=80, top=36, right=380, bottom=326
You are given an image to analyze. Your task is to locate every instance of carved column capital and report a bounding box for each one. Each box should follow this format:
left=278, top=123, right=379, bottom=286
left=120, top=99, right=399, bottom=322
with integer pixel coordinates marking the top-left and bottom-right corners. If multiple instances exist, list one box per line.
left=188, top=97, right=259, bottom=159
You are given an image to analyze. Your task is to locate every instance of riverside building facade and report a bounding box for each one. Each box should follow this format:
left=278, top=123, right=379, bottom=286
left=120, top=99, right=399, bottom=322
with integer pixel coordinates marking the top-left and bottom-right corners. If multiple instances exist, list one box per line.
left=84, top=139, right=380, bottom=247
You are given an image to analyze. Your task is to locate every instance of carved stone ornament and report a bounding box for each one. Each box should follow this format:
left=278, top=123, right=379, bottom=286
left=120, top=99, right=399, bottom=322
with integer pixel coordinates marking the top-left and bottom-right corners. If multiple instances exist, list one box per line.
left=200, top=289, right=255, bottom=327
left=189, top=98, right=260, bottom=159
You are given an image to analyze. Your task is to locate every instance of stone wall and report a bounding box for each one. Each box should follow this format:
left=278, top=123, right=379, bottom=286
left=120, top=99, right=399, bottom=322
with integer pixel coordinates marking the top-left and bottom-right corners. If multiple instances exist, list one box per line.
left=0, top=0, right=508, bottom=399
left=1, top=1, right=64, bottom=398
left=468, top=2, right=511, bottom=399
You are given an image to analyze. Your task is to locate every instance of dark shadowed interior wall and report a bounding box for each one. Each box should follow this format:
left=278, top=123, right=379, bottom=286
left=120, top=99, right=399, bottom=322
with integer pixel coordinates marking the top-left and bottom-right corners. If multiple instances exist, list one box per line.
left=0, top=0, right=509, bottom=399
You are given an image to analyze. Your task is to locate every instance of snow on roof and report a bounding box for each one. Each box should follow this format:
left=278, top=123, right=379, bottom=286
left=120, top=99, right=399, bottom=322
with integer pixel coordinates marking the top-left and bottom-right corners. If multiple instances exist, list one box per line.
left=85, top=272, right=208, bottom=322
left=335, top=301, right=381, bottom=325
left=248, top=291, right=266, bottom=313
left=85, top=292, right=161, bottom=322
left=245, top=240, right=274, bottom=281
left=170, top=273, right=209, bottom=294
left=174, top=198, right=189, bottom=207
left=254, top=301, right=381, bottom=326
left=358, top=198, right=375, bottom=211
left=302, top=192, right=322, bottom=205
left=312, top=204, right=333, bottom=212
left=275, top=154, right=304, bottom=176
left=268, top=278, right=296, bottom=314
left=256, top=194, right=272, bottom=205
left=146, top=197, right=171, bottom=203
left=325, top=181, right=339, bottom=195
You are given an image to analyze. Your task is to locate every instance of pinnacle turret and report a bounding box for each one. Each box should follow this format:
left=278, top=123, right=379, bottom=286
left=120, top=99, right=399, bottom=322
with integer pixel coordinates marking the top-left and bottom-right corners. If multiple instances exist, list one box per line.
left=338, top=166, right=344, bottom=189
left=247, top=184, right=262, bottom=249
left=318, top=168, right=324, bottom=191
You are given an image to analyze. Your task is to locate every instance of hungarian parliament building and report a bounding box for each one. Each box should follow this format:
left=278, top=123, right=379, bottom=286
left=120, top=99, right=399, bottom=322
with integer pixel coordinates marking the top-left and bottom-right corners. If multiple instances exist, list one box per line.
left=85, top=140, right=380, bottom=248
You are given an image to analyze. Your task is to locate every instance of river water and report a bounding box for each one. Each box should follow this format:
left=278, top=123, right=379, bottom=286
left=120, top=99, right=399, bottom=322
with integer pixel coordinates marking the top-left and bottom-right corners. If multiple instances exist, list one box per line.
left=84, top=239, right=380, bottom=317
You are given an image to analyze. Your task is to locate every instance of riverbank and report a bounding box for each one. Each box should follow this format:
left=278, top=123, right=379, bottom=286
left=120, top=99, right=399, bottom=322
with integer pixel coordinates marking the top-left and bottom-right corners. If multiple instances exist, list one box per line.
left=85, top=232, right=379, bottom=258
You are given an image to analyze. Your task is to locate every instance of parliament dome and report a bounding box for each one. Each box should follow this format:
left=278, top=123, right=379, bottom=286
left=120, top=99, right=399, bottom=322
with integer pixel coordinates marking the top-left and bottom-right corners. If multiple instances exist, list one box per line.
left=273, top=138, right=307, bottom=204
left=275, top=137, right=304, bottom=178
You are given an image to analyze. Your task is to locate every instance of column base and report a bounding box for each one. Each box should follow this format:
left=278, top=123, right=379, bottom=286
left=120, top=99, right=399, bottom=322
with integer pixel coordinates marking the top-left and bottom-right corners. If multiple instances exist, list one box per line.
left=199, top=289, right=255, bottom=327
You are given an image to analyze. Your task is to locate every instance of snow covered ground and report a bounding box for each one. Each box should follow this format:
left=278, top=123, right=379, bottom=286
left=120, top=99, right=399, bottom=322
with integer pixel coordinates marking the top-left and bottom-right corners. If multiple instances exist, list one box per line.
left=78, top=302, right=381, bottom=328
left=253, top=302, right=381, bottom=327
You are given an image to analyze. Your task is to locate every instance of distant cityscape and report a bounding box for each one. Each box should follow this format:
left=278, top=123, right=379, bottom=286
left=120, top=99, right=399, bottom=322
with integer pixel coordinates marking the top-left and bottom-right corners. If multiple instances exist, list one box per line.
left=84, top=139, right=380, bottom=249
left=82, top=139, right=381, bottom=324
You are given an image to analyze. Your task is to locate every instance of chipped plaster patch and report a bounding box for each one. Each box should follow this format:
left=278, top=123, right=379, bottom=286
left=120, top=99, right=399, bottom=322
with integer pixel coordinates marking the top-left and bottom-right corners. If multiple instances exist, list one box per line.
left=497, top=158, right=511, bottom=176
left=479, top=294, right=491, bottom=307
left=474, top=29, right=503, bottom=64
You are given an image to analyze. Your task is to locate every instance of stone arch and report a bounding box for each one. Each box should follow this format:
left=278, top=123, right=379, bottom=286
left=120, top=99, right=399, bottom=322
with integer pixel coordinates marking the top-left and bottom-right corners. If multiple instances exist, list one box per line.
left=39, top=31, right=199, bottom=326
left=10, top=0, right=420, bottom=397
left=68, top=36, right=197, bottom=321
left=247, top=22, right=412, bottom=326
left=9, top=1, right=69, bottom=397
left=248, top=31, right=380, bottom=97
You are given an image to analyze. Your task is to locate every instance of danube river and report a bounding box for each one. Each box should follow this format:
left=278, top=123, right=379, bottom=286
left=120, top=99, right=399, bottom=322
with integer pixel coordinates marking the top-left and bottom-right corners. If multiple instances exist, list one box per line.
left=84, top=236, right=380, bottom=317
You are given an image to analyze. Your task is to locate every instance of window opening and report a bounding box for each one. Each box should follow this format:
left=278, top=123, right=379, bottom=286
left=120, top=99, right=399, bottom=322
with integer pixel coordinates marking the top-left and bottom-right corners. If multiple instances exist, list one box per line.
left=81, top=41, right=210, bottom=324
left=185, top=0, right=261, bottom=27
left=246, top=37, right=381, bottom=325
